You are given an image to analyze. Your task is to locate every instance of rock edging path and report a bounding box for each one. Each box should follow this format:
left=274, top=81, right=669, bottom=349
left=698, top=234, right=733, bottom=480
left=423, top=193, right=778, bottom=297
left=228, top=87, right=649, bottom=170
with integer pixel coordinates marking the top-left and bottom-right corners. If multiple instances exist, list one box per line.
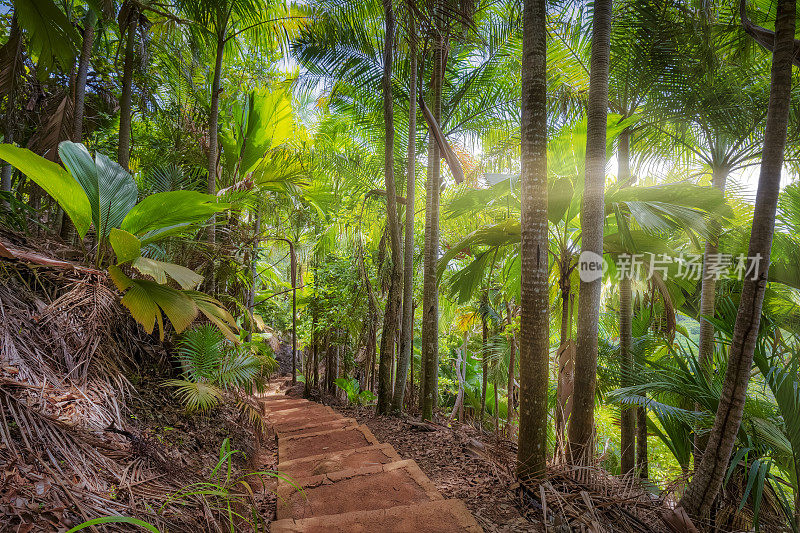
left=263, top=394, right=483, bottom=532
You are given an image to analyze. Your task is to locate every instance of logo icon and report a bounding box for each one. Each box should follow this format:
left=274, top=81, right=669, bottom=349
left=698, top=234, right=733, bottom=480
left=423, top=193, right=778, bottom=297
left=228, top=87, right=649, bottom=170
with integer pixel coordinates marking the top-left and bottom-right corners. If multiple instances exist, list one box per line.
left=578, top=251, right=605, bottom=283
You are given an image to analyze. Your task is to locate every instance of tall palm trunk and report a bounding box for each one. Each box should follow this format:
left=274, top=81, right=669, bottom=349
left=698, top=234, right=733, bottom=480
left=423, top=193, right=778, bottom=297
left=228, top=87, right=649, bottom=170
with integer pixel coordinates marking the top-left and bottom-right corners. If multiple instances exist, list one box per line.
left=694, top=166, right=731, bottom=466
left=118, top=15, right=137, bottom=170
left=245, top=212, right=260, bottom=343
left=481, top=304, right=488, bottom=423
left=567, top=0, right=612, bottom=466
left=1, top=13, right=21, bottom=196
left=74, top=11, right=96, bottom=142
left=420, top=35, right=444, bottom=421
left=555, top=269, right=573, bottom=450
left=636, top=405, right=648, bottom=478
left=392, top=12, right=417, bottom=412
left=618, top=129, right=635, bottom=475
left=290, top=242, right=297, bottom=384
left=205, top=35, right=225, bottom=294
left=679, top=0, right=795, bottom=520
left=517, top=0, right=550, bottom=480
left=697, top=166, right=729, bottom=371
left=505, top=301, right=516, bottom=435
left=377, top=0, right=402, bottom=414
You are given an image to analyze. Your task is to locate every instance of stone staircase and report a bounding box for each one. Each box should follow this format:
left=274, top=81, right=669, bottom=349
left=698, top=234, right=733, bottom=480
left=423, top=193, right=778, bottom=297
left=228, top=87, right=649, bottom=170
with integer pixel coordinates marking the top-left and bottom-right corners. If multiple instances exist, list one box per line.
left=263, top=395, right=483, bottom=532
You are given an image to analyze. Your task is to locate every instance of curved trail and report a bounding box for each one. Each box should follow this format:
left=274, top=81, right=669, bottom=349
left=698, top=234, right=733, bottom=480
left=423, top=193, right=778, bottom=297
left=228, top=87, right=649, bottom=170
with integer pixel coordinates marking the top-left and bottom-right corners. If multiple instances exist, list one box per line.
left=263, top=394, right=483, bottom=532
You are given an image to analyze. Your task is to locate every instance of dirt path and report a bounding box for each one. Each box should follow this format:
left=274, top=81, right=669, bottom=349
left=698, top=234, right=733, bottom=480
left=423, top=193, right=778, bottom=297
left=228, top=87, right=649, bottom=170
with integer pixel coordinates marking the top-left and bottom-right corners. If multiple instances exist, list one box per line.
left=262, top=394, right=483, bottom=532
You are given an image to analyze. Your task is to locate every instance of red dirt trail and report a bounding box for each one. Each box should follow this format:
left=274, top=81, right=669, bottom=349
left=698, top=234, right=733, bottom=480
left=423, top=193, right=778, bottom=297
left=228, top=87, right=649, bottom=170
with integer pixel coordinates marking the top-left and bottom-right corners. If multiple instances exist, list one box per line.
left=263, top=394, right=483, bottom=532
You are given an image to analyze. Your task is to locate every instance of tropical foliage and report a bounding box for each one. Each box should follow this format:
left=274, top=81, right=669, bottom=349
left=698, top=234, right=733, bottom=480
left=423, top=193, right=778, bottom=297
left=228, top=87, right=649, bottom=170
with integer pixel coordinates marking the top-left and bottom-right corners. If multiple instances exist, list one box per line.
left=2, top=0, right=800, bottom=529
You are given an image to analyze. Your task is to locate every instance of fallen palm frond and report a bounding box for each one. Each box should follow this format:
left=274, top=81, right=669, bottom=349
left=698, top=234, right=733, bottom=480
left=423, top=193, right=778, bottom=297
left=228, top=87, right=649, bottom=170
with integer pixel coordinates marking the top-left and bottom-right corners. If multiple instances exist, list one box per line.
left=0, top=239, right=269, bottom=531
left=520, top=463, right=671, bottom=533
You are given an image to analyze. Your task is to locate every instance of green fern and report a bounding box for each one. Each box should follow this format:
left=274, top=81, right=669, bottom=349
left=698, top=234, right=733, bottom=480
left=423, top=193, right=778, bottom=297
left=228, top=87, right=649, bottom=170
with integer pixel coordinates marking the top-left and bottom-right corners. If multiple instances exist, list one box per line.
left=167, top=326, right=277, bottom=417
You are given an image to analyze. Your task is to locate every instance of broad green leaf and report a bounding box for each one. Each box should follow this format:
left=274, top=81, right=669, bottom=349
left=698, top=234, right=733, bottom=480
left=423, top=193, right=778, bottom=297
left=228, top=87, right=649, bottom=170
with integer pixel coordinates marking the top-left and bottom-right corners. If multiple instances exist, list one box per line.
left=121, top=190, right=227, bottom=243
left=95, top=152, right=138, bottom=236
left=0, top=144, right=91, bottom=237
left=548, top=177, right=574, bottom=225
left=221, top=88, right=294, bottom=179
left=185, top=290, right=240, bottom=343
left=120, top=282, right=160, bottom=336
left=58, top=141, right=99, bottom=226
left=109, top=228, right=141, bottom=264
left=132, top=257, right=204, bottom=289
left=13, top=0, right=79, bottom=77
left=59, top=141, right=137, bottom=239
left=108, top=265, right=133, bottom=291
left=437, top=219, right=521, bottom=278
left=111, top=266, right=199, bottom=340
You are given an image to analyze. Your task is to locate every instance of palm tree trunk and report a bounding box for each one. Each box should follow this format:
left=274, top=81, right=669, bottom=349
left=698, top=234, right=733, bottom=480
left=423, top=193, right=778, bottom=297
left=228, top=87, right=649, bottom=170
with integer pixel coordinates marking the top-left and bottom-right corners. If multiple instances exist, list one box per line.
left=494, top=366, right=500, bottom=433
left=245, top=212, right=260, bottom=343
left=505, top=302, right=516, bottom=436
left=618, top=129, right=635, bottom=475
left=636, top=405, right=648, bottom=478
left=568, top=0, right=612, bottom=466
left=377, top=0, right=402, bottom=415
left=392, top=12, right=417, bottom=413
left=118, top=15, right=137, bottom=170
left=0, top=13, right=20, bottom=195
left=555, top=275, right=572, bottom=451
left=74, top=11, right=96, bottom=142
left=290, top=242, right=298, bottom=384
left=697, top=166, right=729, bottom=371
left=420, top=35, right=444, bottom=422
left=694, top=166, right=731, bottom=460
left=679, top=0, right=795, bottom=520
left=480, top=298, right=488, bottom=422
left=517, top=0, right=550, bottom=481
left=449, top=333, right=467, bottom=422
left=206, top=35, right=224, bottom=293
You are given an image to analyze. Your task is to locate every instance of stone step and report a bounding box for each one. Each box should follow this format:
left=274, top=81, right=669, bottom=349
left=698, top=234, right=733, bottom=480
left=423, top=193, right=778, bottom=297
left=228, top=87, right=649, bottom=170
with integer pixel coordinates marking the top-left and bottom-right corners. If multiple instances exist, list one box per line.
left=276, top=418, right=359, bottom=438
left=262, top=395, right=305, bottom=403
left=278, top=425, right=380, bottom=463
left=270, top=411, right=343, bottom=433
left=267, top=405, right=338, bottom=423
left=277, top=443, right=401, bottom=479
left=271, top=499, right=484, bottom=533
left=276, top=459, right=443, bottom=520
left=264, top=400, right=314, bottom=412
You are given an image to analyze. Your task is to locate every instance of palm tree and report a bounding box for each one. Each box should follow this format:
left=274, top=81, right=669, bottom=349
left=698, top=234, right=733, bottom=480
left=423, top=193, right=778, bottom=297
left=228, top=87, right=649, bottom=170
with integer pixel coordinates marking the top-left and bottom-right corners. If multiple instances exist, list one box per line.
left=392, top=3, right=417, bottom=414
left=420, top=20, right=445, bottom=421
left=516, top=0, right=549, bottom=480
left=679, top=0, right=796, bottom=521
left=178, top=0, right=284, bottom=251
left=607, top=0, right=675, bottom=475
left=74, top=7, right=100, bottom=142
left=376, top=0, right=402, bottom=414
left=118, top=1, right=147, bottom=170
left=567, top=0, right=613, bottom=465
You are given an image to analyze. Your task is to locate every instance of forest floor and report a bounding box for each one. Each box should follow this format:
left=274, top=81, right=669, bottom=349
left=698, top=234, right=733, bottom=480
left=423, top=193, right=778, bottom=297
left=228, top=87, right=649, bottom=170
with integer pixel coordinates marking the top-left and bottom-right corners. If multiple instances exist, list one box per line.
left=337, top=408, right=541, bottom=532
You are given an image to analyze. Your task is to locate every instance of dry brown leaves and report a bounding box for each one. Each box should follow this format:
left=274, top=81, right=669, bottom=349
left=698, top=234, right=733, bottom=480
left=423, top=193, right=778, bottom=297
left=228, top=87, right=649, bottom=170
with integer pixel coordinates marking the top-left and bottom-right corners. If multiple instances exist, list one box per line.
left=335, top=403, right=542, bottom=532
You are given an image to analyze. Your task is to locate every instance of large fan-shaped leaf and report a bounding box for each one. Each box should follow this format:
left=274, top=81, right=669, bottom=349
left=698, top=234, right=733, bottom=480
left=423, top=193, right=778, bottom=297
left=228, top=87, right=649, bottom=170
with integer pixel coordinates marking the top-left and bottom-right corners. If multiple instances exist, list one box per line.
left=13, top=0, right=79, bottom=76
left=120, top=190, right=227, bottom=244
left=132, top=257, right=203, bottom=289
left=184, top=290, right=240, bottom=343
left=437, top=219, right=521, bottom=278
left=59, top=141, right=137, bottom=239
left=109, top=228, right=141, bottom=264
left=0, top=144, right=91, bottom=236
left=109, top=266, right=199, bottom=340
left=95, top=152, right=137, bottom=236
